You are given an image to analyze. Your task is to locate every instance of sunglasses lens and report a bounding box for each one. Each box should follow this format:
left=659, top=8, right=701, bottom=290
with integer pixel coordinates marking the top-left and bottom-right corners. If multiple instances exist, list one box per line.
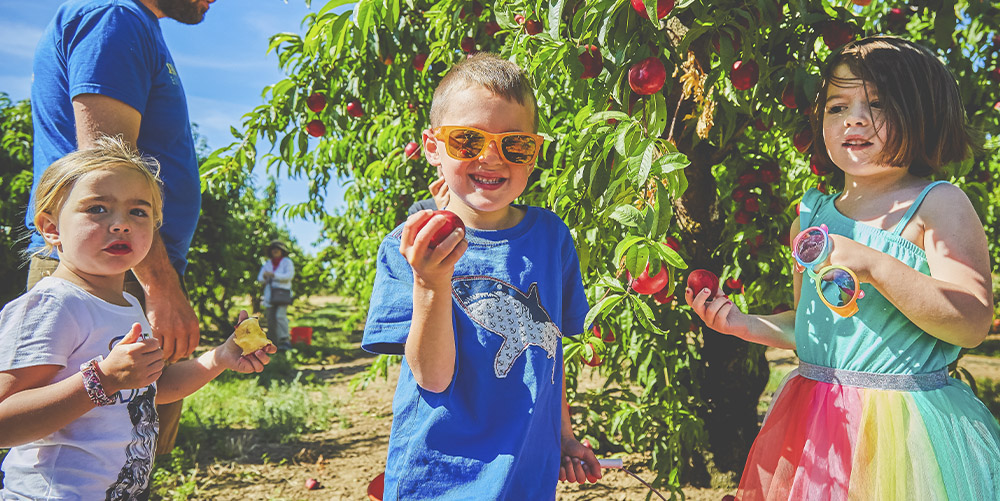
left=447, top=129, right=485, bottom=159
left=796, top=229, right=827, bottom=264
left=501, top=135, right=538, bottom=164
left=819, top=268, right=857, bottom=307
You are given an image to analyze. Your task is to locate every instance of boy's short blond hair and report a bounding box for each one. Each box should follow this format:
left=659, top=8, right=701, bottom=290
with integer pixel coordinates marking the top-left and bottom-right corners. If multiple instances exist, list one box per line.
left=429, top=53, right=539, bottom=132
left=33, top=135, right=164, bottom=257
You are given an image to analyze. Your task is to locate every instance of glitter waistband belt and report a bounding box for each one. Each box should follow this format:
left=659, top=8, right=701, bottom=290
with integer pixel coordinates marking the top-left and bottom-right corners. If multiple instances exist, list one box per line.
left=798, top=361, right=948, bottom=391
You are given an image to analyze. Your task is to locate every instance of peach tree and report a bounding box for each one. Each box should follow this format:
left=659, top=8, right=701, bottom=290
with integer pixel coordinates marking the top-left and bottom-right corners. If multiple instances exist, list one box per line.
left=204, top=0, right=1000, bottom=489
left=0, top=94, right=33, bottom=304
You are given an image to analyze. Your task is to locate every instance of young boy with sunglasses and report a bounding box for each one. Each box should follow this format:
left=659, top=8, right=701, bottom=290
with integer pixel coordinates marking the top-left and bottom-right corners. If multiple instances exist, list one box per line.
left=362, top=53, right=601, bottom=500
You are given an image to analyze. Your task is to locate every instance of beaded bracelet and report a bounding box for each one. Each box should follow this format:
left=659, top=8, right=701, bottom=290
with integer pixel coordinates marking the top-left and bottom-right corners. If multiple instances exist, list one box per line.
left=80, top=357, right=115, bottom=406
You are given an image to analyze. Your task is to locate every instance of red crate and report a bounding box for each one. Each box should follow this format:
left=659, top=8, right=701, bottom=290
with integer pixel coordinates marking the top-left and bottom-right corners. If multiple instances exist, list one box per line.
left=290, top=326, right=312, bottom=345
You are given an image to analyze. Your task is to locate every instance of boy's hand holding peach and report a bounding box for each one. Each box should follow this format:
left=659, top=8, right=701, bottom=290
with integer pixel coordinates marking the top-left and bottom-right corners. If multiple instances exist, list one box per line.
left=399, top=210, right=467, bottom=289
left=97, top=323, right=164, bottom=395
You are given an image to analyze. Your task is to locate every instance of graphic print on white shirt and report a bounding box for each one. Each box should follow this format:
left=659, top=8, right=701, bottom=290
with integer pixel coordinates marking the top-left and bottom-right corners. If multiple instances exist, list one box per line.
left=452, top=276, right=562, bottom=382
left=104, top=385, right=157, bottom=499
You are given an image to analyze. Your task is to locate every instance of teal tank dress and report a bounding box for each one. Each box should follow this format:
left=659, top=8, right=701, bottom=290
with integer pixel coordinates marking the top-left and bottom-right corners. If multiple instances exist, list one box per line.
left=736, top=181, right=1000, bottom=500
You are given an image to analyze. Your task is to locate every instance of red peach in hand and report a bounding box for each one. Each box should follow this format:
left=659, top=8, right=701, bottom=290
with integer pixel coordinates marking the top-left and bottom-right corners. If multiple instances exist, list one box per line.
left=687, top=269, right=720, bottom=298
left=412, top=210, right=466, bottom=249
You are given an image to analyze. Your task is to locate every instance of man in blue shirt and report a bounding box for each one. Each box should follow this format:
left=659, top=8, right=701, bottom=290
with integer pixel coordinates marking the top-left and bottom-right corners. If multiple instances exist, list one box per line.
left=27, top=0, right=215, bottom=455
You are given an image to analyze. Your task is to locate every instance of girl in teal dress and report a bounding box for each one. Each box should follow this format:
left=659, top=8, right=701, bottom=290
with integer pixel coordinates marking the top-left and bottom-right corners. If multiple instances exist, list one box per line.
left=686, top=36, right=1000, bottom=500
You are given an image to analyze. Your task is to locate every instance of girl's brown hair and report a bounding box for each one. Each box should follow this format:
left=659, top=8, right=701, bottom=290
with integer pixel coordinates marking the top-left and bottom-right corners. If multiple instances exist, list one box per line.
left=429, top=52, right=539, bottom=132
left=811, top=36, right=979, bottom=177
left=33, top=135, right=164, bottom=257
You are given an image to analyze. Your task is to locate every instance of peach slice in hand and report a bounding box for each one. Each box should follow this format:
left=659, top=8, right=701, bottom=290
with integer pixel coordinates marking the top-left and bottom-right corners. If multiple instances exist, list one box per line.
left=234, top=317, right=271, bottom=355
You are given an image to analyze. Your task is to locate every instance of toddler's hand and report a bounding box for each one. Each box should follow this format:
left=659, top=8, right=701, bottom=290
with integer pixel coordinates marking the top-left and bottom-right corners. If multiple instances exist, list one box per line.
left=98, top=323, right=164, bottom=394
left=825, top=234, right=875, bottom=282
left=219, top=310, right=277, bottom=373
left=685, top=286, right=741, bottom=335
left=400, top=210, right=466, bottom=289
left=559, top=436, right=602, bottom=484
left=429, top=177, right=450, bottom=209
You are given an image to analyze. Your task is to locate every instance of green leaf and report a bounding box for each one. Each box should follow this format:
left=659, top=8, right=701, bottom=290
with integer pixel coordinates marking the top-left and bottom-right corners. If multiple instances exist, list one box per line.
left=318, top=0, right=355, bottom=16
left=609, top=204, right=643, bottom=228
left=637, top=141, right=656, bottom=187
left=631, top=296, right=666, bottom=335
left=588, top=111, right=630, bottom=127
left=625, top=245, right=640, bottom=278
left=583, top=294, right=625, bottom=332
left=614, top=235, right=645, bottom=266
left=354, top=0, right=376, bottom=35
left=654, top=239, right=687, bottom=269
left=548, top=0, right=567, bottom=37
left=649, top=92, right=668, bottom=137
left=654, top=182, right=673, bottom=239
left=629, top=245, right=659, bottom=277
left=614, top=122, right=633, bottom=156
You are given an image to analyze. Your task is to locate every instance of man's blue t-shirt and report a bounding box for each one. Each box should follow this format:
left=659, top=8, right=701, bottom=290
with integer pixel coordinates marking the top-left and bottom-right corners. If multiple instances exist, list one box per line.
left=28, top=0, right=200, bottom=274
left=362, top=206, right=590, bottom=501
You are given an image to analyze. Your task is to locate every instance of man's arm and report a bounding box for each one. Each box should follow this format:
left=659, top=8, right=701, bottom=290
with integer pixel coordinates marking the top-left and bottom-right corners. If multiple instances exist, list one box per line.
left=74, top=93, right=201, bottom=362
left=131, top=233, right=200, bottom=361
left=73, top=94, right=141, bottom=146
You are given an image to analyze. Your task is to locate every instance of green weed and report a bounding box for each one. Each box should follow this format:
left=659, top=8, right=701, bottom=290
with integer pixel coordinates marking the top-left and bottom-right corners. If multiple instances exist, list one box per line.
left=177, top=371, right=341, bottom=453
left=978, top=378, right=1000, bottom=426
left=969, top=337, right=1000, bottom=358
left=150, top=446, right=199, bottom=500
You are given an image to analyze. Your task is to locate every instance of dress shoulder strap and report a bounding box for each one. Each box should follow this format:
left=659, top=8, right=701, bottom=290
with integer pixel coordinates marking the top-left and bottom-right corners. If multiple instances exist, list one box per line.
left=890, top=180, right=950, bottom=236
left=798, top=188, right=823, bottom=231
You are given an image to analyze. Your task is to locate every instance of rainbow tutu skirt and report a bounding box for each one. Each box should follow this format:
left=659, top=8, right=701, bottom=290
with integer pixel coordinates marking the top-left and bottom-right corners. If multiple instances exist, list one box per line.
left=736, top=363, right=1000, bottom=500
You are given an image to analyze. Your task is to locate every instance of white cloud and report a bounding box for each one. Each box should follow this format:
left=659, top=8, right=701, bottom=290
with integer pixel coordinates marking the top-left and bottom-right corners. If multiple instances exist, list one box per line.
left=171, top=53, right=274, bottom=73
left=184, top=94, right=252, bottom=148
left=242, top=10, right=306, bottom=40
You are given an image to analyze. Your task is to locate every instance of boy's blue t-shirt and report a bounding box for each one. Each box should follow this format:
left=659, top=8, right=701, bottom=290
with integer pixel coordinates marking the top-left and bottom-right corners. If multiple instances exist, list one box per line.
left=363, top=206, right=590, bottom=501
left=28, top=0, right=200, bottom=274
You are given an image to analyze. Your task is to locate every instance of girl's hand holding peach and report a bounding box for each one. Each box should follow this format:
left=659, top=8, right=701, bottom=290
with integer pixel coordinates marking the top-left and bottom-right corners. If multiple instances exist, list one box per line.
left=220, top=310, right=276, bottom=373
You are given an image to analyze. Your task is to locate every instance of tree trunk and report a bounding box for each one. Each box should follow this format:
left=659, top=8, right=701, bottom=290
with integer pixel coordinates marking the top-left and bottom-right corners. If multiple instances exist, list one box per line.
left=675, top=138, right=769, bottom=484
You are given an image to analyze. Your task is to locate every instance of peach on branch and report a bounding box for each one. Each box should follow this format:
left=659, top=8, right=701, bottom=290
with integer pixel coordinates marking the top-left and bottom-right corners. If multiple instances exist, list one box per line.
left=628, top=57, right=666, bottom=95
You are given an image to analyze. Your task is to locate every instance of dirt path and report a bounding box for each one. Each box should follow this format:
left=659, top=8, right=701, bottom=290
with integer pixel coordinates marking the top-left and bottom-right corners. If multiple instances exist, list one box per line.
left=184, top=333, right=1000, bottom=500
left=187, top=352, right=731, bottom=500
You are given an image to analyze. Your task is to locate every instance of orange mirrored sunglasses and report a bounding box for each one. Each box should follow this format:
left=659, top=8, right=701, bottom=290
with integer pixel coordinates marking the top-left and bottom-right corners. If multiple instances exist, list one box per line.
left=432, top=126, right=544, bottom=165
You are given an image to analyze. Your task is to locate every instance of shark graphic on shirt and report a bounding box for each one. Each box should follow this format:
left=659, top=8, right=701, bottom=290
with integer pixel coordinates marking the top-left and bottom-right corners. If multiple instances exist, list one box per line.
left=452, top=276, right=562, bottom=382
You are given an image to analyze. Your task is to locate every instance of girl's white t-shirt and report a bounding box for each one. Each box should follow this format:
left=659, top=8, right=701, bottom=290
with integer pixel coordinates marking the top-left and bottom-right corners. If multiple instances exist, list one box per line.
left=0, top=277, right=158, bottom=500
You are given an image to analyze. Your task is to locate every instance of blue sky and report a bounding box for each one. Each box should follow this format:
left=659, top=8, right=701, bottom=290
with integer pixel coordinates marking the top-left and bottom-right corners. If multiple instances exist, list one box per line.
left=0, top=0, right=350, bottom=252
